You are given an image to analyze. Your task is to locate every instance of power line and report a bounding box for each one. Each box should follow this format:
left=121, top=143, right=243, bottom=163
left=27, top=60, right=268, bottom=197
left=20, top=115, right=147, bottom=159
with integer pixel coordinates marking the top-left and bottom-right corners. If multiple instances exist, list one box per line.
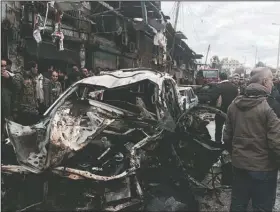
left=171, top=1, right=180, bottom=58
left=168, top=2, right=177, bottom=22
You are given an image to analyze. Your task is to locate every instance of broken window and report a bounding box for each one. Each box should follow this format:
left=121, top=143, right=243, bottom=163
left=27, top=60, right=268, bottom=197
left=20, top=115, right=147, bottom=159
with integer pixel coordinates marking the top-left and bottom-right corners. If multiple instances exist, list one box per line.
left=47, top=80, right=159, bottom=119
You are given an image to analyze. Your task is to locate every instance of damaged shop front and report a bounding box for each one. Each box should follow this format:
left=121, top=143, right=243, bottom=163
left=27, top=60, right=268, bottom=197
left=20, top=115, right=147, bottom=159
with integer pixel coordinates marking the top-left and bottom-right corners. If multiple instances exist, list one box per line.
left=90, top=36, right=119, bottom=70
left=88, top=26, right=138, bottom=70
left=2, top=68, right=232, bottom=211
left=90, top=37, right=137, bottom=71
left=18, top=1, right=95, bottom=70
left=24, top=38, right=80, bottom=71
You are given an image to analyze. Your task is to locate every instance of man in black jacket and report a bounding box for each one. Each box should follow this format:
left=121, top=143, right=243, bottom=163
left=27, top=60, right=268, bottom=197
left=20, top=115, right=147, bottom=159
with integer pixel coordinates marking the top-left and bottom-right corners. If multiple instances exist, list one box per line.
left=66, top=65, right=81, bottom=88
left=214, top=73, right=239, bottom=143
left=223, top=67, right=280, bottom=212
left=1, top=59, right=22, bottom=138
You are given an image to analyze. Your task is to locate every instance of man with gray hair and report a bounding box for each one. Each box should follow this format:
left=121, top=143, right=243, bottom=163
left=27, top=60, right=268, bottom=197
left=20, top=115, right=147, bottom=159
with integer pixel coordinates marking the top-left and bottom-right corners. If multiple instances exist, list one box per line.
left=223, top=67, right=280, bottom=211
left=250, top=68, right=280, bottom=117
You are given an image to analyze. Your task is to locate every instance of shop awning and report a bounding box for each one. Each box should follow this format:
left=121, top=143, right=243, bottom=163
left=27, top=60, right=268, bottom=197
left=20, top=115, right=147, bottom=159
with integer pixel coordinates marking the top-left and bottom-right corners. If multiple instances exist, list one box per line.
left=25, top=39, right=80, bottom=64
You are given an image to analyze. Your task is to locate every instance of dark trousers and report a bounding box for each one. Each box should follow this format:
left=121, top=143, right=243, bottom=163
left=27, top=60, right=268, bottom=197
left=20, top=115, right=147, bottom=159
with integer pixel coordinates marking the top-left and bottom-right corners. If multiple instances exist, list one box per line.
left=230, top=166, right=278, bottom=212
left=215, top=114, right=224, bottom=143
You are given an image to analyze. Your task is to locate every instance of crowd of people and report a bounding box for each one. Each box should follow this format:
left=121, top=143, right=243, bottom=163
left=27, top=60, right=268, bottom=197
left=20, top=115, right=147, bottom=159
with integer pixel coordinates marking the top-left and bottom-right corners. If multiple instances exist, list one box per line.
left=1, top=58, right=104, bottom=138
left=213, top=68, right=280, bottom=211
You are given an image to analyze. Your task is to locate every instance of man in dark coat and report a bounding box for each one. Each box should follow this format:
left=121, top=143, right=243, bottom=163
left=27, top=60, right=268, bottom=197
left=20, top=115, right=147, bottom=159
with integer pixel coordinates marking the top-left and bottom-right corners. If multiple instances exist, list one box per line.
left=276, top=78, right=280, bottom=93
left=58, top=69, right=68, bottom=92
left=42, top=65, right=54, bottom=79
left=66, top=65, right=81, bottom=88
left=1, top=59, right=22, bottom=137
left=251, top=69, right=280, bottom=117
left=214, top=72, right=239, bottom=143
left=223, top=67, right=280, bottom=212
left=271, top=86, right=280, bottom=103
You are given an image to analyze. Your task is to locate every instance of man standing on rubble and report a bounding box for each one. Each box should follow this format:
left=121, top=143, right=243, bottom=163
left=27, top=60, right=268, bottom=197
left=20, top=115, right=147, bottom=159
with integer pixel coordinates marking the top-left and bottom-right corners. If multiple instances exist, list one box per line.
left=214, top=72, right=238, bottom=143
left=223, top=67, right=280, bottom=212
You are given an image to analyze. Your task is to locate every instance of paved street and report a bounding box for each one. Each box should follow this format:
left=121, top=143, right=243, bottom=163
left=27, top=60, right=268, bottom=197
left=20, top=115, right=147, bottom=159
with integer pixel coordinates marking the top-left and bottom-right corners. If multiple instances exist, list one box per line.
left=198, top=173, right=280, bottom=211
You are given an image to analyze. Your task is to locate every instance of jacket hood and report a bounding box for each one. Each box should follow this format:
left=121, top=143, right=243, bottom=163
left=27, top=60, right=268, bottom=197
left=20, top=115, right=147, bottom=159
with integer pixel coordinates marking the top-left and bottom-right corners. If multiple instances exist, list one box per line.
left=234, top=83, right=269, bottom=111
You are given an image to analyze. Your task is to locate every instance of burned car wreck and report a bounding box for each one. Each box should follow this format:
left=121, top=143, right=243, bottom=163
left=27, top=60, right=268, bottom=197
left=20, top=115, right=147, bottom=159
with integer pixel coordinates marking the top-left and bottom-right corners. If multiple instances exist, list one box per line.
left=2, top=68, right=230, bottom=211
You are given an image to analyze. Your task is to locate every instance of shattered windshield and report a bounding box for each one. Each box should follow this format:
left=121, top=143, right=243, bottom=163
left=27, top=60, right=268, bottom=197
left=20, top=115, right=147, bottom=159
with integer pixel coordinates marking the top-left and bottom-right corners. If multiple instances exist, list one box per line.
left=52, top=79, right=159, bottom=117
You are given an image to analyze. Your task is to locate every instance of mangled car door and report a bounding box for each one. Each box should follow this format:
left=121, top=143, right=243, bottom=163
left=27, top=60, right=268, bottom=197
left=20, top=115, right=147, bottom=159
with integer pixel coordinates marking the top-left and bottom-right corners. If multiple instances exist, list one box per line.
left=157, top=79, right=181, bottom=132
left=6, top=92, right=116, bottom=174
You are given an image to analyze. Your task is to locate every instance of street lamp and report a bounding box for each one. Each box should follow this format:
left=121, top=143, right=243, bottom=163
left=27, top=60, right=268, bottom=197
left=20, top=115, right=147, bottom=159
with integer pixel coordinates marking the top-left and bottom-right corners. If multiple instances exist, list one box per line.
left=272, top=23, right=280, bottom=72
left=243, top=56, right=246, bottom=65
left=252, top=45, right=258, bottom=67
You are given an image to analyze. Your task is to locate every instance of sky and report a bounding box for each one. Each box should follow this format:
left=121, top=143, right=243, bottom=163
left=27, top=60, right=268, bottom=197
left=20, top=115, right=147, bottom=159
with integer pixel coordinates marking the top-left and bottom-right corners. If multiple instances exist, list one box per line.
left=161, top=1, right=280, bottom=68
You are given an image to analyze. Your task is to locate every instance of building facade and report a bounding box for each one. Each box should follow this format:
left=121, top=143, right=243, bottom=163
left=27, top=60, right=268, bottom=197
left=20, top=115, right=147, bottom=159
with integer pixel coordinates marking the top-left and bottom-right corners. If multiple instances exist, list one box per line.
left=1, top=1, right=202, bottom=79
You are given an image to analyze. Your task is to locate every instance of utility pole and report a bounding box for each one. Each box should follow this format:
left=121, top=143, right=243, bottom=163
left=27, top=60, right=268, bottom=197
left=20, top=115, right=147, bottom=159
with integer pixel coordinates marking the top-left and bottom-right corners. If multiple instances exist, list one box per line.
left=254, top=46, right=258, bottom=67
left=272, top=23, right=280, bottom=70
left=171, top=1, right=180, bottom=60
left=141, top=1, right=148, bottom=24
left=243, top=56, right=246, bottom=65
left=277, top=27, right=280, bottom=70
left=272, top=23, right=280, bottom=76
left=204, top=44, right=210, bottom=65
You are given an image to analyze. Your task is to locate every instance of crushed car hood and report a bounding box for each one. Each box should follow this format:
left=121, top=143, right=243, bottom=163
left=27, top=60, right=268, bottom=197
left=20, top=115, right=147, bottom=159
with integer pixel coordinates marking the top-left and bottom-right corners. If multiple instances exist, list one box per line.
left=6, top=99, right=156, bottom=174
left=80, top=69, right=173, bottom=94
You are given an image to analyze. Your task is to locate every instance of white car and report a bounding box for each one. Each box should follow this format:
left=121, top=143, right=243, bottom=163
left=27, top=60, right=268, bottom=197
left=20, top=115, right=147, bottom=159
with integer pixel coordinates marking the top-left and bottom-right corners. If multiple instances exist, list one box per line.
left=178, top=86, right=199, bottom=110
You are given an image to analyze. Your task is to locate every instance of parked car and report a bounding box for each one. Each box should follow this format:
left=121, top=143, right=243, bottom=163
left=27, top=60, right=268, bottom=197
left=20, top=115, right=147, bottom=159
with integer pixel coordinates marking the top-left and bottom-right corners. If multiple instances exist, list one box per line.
left=178, top=86, right=199, bottom=110
left=2, top=68, right=227, bottom=211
